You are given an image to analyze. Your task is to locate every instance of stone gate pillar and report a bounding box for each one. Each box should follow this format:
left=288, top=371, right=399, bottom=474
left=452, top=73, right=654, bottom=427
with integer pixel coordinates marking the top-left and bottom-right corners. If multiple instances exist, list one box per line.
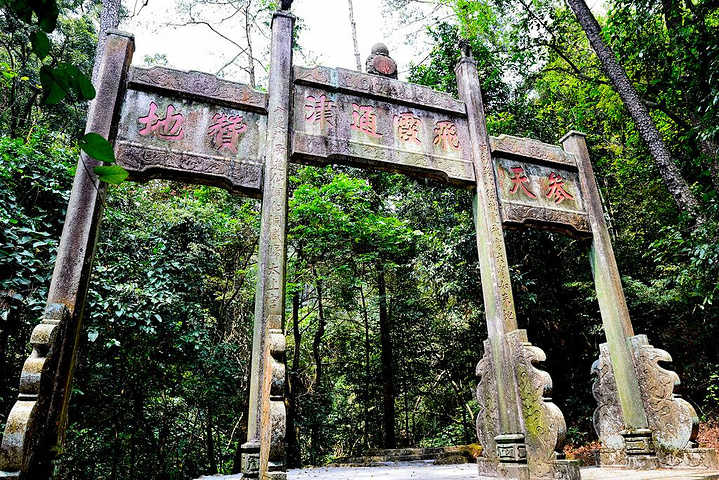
left=0, top=31, right=135, bottom=480
left=562, top=131, right=716, bottom=469
left=241, top=8, right=294, bottom=480
left=456, top=46, right=579, bottom=480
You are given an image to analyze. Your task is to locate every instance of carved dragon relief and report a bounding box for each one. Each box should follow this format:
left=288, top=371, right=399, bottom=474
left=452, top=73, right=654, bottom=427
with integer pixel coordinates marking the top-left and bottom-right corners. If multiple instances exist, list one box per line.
left=293, top=66, right=466, bottom=115
left=129, top=66, right=268, bottom=113
left=0, top=304, right=69, bottom=479
left=115, top=142, right=263, bottom=197
left=489, top=135, right=577, bottom=168
left=506, top=330, right=569, bottom=479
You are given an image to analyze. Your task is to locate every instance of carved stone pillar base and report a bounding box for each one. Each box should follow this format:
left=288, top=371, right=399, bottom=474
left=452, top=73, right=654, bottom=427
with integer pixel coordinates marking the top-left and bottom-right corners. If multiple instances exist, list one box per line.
left=241, top=441, right=260, bottom=478
left=476, top=330, right=580, bottom=480
left=622, top=429, right=654, bottom=455
left=592, top=336, right=716, bottom=469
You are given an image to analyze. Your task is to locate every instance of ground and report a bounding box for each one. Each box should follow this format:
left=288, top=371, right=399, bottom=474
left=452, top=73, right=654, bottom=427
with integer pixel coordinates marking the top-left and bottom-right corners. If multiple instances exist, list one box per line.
left=196, top=462, right=719, bottom=480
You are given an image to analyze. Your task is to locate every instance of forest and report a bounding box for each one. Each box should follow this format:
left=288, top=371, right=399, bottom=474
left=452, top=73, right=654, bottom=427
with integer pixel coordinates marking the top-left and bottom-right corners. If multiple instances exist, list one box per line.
left=1, top=0, right=719, bottom=478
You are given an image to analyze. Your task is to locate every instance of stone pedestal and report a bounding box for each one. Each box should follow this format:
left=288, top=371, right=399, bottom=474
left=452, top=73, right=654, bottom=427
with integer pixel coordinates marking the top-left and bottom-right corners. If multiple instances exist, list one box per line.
left=592, top=336, right=718, bottom=469
left=475, top=330, right=581, bottom=480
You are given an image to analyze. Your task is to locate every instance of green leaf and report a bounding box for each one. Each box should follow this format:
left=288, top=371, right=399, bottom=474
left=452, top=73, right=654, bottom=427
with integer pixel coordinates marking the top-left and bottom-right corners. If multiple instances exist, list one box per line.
left=39, top=65, right=69, bottom=105
left=7, top=0, right=33, bottom=25
left=30, top=30, right=50, bottom=59
left=35, top=0, right=59, bottom=32
left=80, top=133, right=115, bottom=163
left=93, top=165, right=128, bottom=184
left=62, top=63, right=95, bottom=100
left=75, top=70, right=95, bottom=99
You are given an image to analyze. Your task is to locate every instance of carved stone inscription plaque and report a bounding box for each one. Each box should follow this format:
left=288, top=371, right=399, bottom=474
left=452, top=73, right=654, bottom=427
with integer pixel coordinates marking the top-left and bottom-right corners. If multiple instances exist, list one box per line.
left=292, top=66, right=475, bottom=187
left=116, top=86, right=266, bottom=197
left=491, top=135, right=590, bottom=236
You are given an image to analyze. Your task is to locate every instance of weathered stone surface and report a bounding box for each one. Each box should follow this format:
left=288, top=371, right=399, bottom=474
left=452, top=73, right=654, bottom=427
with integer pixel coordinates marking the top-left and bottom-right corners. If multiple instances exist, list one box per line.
left=475, top=331, right=580, bottom=480
left=0, top=31, right=134, bottom=480
left=493, top=155, right=590, bottom=236
left=294, top=65, right=465, bottom=115
left=116, top=72, right=267, bottom=196
left=129, top=66, right=268, bottom=112
left=592, top=335, right=704, bottom=467
left=292, top=69, right=474, bottom=187
left=591, top=343, right=625, bottom=450
left=630, top=335, right=699, bottom=450
left=562, top=132, right=650, bottom=436
left=243, top=10, right=293, bottom=480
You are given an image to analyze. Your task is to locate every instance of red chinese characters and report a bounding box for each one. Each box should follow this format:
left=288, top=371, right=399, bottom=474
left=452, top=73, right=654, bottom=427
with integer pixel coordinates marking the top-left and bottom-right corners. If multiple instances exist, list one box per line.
left=305, top=94, right=336, bottom=130
left=508, top=166, right=537, bottom=198
left=351, top=103, right=383, bottom=138
left=546, top=172, right=574, bottom=203
left=393, top=112, right=422, bottom=145
left=207, top=113, right=248, bottom=154
left=433, top=121, right=460, bottom=150
left=138, top=102, right=185, bottom=141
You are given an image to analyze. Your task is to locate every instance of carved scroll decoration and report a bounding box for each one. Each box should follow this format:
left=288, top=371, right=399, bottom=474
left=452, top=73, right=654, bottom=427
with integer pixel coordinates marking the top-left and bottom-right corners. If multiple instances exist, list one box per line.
left=591, top=343, right=625, bottom=450
left=629, top=335, right=698, bottom=450
left=593, top=335, right=702, bottom=458
left=293, top=66, right=466, bottom=115
left=292, top=132, right=475, bottom=186
left=507, top=329, right=568, bottom=478
left=115, top=142, right=263, bottom=196
left=501, top=203, right=591, bottom=237
left=475, top=338, right=500, bottom=463
left=0, top=304, right=69, bottom=479
left=129, top=66, right=268, bottom=112
left=490, top=135, right=576, bottom=168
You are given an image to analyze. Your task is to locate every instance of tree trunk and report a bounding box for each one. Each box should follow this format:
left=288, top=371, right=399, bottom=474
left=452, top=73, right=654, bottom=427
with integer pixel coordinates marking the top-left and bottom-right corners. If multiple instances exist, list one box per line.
left=377, top=264, right=395, bottom=449
left=206, top=405, right=217, bottom=474
left=244, top=0, right=257, bottom=87
left=359, top=279, right=371, bottom=449
left=310, top=273, right=326, bottom=463
left=92, top=0, right=122, bottom=83
left=565, top=0, right=705, bottom=223
left=347, top=0, right=362, bottom=72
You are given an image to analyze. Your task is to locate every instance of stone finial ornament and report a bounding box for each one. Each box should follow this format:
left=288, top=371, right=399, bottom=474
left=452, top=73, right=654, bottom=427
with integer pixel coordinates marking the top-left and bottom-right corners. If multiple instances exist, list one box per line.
left=280, top=0, right=292, bottom=10
left=366, top=42, right=398, bottom=79
left=459, top=38, right=473, bottom=58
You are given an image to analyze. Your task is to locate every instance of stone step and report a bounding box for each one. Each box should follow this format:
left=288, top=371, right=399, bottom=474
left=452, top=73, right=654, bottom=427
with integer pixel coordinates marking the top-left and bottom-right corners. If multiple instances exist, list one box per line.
left=332, top=445, right=477, bottom=466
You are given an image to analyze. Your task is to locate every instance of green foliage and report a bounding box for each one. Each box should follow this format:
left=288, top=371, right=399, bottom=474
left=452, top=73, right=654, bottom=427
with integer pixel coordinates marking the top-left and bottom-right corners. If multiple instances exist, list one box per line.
left=0, top=128, right=75, bottom=430
left=1, top=0, right=124, bottom=183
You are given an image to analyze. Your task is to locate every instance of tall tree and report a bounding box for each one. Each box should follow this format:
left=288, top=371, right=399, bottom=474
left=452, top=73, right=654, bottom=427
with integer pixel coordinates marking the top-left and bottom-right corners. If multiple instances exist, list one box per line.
left=565, top=0, right=705, bottom=222
left=347, top=0, right=362, bottom=72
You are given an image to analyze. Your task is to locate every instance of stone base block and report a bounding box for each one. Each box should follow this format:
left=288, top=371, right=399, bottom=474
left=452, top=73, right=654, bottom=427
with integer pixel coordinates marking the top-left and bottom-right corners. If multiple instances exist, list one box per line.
left=658, top=448, right=719, bottom=469
left=478, top=458, right=529, bottom=479
left=266, top=472, right=287, bottom=480
left=598, top=447, right=719, bottom=469
left=477, top=457, right=579, bottom=479
left=596, top=448, right=626, bottom=467
left=627, top=455, right=660, bottom=470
